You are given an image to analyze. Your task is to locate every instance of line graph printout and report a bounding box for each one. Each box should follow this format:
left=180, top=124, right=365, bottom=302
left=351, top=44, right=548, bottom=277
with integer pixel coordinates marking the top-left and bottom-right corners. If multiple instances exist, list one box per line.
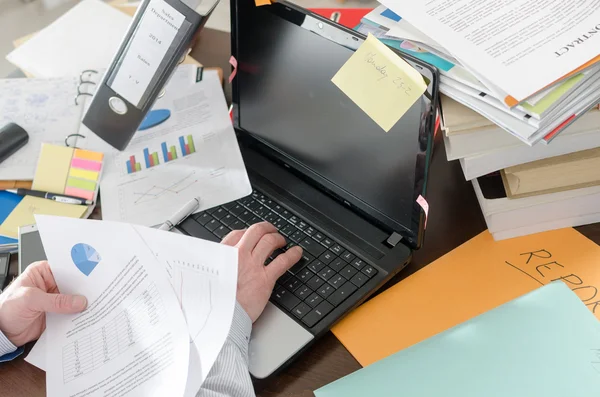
left=134, top=226, right=238, bottom=394
left=100, top=68, right=251, bottom=226
left=36, top=216, right=190, bottom=397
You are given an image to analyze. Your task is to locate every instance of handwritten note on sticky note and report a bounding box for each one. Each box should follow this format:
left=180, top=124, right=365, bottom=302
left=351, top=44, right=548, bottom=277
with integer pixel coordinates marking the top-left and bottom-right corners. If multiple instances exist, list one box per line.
left=0, top=197, right=86, bottom=238
left=331, top=33, right=427, bottom=132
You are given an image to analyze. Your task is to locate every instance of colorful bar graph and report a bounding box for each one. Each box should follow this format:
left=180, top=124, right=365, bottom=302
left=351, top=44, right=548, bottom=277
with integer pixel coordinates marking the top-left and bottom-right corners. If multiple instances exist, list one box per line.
left=187, top=135, right=196, bottom=154
left=179, top=136, right=186, bottom=156
left=126, top=155, right=142, bottom=174
left=144, top=148, right=151, bottom=168
left=161, top=142, right=169, bottom=162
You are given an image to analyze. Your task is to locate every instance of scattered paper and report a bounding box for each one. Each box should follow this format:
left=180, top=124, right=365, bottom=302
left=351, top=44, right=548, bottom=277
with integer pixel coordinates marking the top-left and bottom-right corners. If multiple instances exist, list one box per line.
left=321, top=283, right=600, bottom=396
left=331, top=33, right=426, bottom=132
left=333, top=228, right=600, bottom=366
left=6, top=0, right=131, bottom=78
left=100, top=68, right=252, bottom=226
left=26, top=220, right=238, bottom=397
left=0, top=77, right=83, bottom=180
left=36, top=216, right=190, bottom=397
left=136, top=226, right=238, bottom=393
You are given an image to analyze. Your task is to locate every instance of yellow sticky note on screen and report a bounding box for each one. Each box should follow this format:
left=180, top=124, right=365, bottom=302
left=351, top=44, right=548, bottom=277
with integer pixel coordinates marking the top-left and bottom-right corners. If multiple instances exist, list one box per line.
left=331, top=33, right=427, bottom=132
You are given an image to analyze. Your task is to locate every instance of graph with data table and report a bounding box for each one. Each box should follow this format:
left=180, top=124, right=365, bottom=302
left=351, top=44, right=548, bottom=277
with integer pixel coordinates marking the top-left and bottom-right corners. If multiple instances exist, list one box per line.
left=61, top=284, right=165, bottom=384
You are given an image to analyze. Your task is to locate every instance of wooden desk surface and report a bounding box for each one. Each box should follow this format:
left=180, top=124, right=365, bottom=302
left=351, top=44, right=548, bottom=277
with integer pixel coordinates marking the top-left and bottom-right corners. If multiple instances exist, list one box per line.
left=2, top=28, right=600, bottom=397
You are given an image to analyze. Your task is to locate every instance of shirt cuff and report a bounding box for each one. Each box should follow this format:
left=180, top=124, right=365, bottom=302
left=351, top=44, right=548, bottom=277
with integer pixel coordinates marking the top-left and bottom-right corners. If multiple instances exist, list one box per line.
left=229, top=302, right=252, bottom=360
left=0, top=331, right=17, bottom=358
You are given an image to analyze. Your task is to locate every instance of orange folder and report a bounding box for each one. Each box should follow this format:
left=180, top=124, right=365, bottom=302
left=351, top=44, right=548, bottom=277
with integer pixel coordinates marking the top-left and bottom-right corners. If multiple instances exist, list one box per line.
left=332, top=228, right=600, bottom=367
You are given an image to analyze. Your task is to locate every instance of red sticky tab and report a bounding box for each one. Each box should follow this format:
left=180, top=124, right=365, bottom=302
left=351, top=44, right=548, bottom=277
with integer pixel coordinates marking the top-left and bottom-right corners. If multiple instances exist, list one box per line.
left=229, top=56, right=238, bottom=84
left=416, top=194, right=429, bottom=229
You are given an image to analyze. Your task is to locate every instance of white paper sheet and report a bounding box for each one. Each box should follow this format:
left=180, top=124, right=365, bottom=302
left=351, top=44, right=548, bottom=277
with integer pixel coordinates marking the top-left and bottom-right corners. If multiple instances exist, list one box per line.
left=100, top=68, right=252, bottom=226
left=26, top=220, right=238, bottom=397
left=35, top=216, right=190, bottom=397
left=380, top=0, right=600, bottom=102
left=6, top=0, right=131, bottom=78
left=135, top=226, right=238, bottom=394
left=0, top=77, right=83, bottom=180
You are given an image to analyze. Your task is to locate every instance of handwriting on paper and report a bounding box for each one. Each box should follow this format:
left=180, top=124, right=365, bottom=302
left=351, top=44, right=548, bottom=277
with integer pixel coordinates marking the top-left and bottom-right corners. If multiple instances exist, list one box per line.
left=331, top=33, right=427, bottom=132
left=505, top=248, right=600, bottom=316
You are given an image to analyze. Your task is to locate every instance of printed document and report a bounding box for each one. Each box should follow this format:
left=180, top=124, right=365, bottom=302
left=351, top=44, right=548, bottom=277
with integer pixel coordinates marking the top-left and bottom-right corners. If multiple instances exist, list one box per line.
left=100, top=67, right=252, bottom=226
left=27, top=218, right=238, bottom=397
left=380, top=0, right=600, bottom=102
left=36, top=216, right=190, bottom=397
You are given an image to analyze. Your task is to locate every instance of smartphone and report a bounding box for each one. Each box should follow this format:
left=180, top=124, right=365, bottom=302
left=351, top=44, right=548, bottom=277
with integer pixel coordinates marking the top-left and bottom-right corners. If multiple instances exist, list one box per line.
left=18, top=224, right=47, bottom=275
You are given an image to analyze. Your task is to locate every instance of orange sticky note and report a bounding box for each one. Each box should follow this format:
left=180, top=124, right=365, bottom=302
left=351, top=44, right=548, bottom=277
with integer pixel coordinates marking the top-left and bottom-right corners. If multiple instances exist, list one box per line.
left=255, top=0, right=271, bottom=5
left=332, top=228, right=600, bottom=367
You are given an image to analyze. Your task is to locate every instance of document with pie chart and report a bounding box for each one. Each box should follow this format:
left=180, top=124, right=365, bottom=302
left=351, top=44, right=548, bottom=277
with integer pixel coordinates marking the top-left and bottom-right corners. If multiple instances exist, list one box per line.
left=34, top=215, right=191, bottom=397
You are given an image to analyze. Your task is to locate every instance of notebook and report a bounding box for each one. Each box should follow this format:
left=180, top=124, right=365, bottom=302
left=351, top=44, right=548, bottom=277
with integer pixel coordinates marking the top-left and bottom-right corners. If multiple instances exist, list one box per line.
left=0, top=74, right=115, bottom=181
left=5, top=0, right=131, bottom=78
left=316, top=282, right=600, bottom=397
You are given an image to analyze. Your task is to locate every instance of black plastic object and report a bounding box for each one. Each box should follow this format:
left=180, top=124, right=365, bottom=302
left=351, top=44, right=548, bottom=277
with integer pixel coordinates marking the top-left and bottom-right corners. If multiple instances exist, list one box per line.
left=0, top=123, right=29, bottom=165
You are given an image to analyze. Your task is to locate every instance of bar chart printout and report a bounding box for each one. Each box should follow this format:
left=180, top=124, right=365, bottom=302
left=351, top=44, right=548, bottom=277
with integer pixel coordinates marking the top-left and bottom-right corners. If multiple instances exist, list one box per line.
left=179, top=135, right=196, bottom=157
left=161, top=142, right=179, bottom=162
left=143, top=148, right=160, bottom=169
left=126, top=156, right=141, bottom=174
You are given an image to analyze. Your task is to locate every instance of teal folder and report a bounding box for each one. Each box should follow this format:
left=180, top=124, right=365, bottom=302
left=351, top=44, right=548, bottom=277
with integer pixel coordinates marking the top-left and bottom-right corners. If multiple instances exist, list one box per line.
left=316, top=282, right=600, bottom=397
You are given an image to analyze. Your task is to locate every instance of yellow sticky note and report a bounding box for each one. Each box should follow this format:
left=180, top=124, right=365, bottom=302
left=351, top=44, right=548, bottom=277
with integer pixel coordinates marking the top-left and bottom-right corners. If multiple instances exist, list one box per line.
left=0, top=196, right=86, bottom=238
left=255, top=0, right=271, bottom=5
left=32, top=144, right=74, bottom=194
left=331, top=33, right=427, bottom=132
left=69, top=168, right=99, bottom=181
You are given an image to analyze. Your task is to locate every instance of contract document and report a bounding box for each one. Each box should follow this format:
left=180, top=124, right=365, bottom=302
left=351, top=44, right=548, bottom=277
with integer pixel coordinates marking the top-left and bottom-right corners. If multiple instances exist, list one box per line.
left=380, top=0, right=600, bottom=103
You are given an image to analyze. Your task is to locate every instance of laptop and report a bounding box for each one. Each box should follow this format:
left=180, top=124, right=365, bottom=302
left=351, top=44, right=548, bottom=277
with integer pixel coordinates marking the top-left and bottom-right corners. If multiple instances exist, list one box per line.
left=177, top=0, right=439, bottom=378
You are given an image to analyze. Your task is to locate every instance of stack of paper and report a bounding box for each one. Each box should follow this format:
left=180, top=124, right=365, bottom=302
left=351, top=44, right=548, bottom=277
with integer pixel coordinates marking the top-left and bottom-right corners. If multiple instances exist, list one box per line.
left=358, top=3, right=600, bottom=146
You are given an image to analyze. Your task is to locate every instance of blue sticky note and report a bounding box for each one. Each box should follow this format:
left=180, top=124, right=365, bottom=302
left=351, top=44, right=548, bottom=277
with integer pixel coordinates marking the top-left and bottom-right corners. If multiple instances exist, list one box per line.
left=380, top=8, right=401, bottom=22
left=315, top=283, right=600, bottom=397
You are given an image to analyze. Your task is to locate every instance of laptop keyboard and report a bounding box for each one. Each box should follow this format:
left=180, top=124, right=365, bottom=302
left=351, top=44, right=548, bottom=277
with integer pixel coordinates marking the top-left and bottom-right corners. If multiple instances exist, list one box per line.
left=185, top=189, right=378, bottom=329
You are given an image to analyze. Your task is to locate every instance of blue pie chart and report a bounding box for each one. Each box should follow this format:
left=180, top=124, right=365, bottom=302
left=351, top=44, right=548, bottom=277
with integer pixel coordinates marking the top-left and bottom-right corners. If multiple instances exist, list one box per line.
left=71, top=243, right=101, bottom=276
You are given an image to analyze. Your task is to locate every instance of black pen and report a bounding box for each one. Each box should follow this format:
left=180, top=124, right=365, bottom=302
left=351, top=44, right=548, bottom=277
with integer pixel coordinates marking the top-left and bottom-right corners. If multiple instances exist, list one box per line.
left=6, top=188, right=93, bottom=206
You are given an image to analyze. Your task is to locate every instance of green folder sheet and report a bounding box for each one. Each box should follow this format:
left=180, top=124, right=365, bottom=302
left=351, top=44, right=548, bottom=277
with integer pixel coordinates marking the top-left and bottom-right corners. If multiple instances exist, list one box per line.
left=316, top=282, right=600, bottom=397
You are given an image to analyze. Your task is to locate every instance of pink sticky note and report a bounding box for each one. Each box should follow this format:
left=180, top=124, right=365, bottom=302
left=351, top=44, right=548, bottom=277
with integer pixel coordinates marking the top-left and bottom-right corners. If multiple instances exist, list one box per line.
left=416, top=194, right=429, bottom=229
left=65, top=187, right=94, bottom=201
left=229, top=56, right=238, bottom=84
left=71, top=158, right=102, bottom=171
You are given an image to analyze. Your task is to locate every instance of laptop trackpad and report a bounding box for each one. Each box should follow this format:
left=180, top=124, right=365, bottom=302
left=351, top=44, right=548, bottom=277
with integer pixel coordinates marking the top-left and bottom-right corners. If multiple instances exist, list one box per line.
left=249, top=302, right=314, bottom=379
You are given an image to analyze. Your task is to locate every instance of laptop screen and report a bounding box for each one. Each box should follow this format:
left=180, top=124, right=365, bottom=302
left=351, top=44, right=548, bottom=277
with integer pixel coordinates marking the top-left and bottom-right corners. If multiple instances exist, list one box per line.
left=232, top=1, right=436, bottom=245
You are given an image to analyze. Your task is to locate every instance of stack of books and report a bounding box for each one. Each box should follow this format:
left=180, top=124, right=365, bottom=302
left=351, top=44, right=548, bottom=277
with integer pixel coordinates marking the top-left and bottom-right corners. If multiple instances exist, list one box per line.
left=356, top=3, right=600, bottom=240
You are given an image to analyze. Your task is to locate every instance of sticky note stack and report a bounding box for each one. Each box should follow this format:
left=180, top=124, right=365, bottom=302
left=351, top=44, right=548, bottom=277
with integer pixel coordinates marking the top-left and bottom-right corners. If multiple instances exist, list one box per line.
left=0, top=144, right=104, bottom=238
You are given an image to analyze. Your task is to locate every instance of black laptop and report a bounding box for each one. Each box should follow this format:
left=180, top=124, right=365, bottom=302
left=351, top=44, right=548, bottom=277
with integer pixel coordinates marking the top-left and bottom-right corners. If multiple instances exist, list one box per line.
left=177, top=0, right=439, bottom=378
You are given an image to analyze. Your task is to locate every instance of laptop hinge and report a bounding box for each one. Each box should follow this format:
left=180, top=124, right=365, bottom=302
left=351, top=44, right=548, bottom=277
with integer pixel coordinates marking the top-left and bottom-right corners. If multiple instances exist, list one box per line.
left=385, top=232, right=403, bottom=248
